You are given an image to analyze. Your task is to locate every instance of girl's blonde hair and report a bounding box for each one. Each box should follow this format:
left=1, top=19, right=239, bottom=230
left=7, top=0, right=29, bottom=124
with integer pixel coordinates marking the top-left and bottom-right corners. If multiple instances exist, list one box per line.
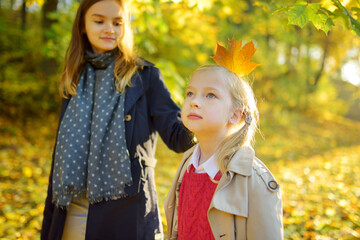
left=192, top=65, right=259, bottom=173
left=59, top=0, right=140, bottom=98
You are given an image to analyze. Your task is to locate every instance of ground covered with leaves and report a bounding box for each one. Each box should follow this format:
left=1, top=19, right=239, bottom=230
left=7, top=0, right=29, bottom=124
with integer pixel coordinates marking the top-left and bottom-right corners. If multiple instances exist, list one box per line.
left=0, top=112, right=359, bottom=239
left=155, top=112, right=360, bottom=240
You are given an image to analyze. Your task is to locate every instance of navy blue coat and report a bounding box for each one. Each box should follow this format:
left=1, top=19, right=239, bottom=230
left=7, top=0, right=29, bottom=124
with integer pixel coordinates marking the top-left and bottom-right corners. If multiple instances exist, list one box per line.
left=41, top=61, right=194, bottom=240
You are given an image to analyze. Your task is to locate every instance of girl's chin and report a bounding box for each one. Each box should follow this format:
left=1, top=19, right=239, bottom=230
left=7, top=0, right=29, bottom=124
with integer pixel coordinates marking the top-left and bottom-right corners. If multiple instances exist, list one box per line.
left=185, top=127, right=203, bottom=136
left=92, top=45, right=117, bottom=54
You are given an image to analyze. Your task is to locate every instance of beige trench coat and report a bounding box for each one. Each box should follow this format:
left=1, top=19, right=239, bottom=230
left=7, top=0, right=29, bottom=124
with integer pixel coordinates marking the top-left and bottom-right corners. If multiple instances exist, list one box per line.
left=164, top=145, right=283, bottom=240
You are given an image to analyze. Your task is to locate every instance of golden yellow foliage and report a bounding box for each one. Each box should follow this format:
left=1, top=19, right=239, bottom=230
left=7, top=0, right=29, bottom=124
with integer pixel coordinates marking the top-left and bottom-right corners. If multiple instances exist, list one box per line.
left=1, top=111, right=360, bottom=239
left=211, top=38, right=259, bottom=76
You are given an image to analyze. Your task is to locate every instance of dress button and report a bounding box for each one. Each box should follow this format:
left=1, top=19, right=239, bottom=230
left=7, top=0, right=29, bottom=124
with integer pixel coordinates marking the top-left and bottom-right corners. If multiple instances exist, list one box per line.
left=268, top=180, right=279, bottom=190
left=124, top=114, right=131, bottom=121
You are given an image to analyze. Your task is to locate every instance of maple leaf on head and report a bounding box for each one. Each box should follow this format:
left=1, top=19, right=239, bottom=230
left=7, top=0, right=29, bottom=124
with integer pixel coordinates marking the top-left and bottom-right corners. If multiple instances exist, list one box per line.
left=211, top=38, right=259, bottom=76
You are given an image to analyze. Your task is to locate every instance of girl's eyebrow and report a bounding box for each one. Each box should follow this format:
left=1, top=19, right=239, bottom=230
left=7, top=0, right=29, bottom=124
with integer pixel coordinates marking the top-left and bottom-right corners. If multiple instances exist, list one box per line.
left=186, top=85, right=196, bottom=92
left=186, top=86, right=221, bottom=95
left=203, top=87, right=219, bottom=92
left=186, top=85, right=219, bottom=91
left=91, top=14, right=123, bottom=20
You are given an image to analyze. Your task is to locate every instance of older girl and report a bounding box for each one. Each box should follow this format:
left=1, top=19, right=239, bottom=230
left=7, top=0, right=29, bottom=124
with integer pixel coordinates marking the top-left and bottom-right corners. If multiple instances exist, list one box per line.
left=41, top=0, right=193, bottom=239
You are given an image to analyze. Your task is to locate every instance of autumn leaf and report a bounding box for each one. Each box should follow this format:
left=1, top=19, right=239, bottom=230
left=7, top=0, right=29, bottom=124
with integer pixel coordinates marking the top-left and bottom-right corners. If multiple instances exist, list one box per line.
left=211, top=38, right=259, bottom=76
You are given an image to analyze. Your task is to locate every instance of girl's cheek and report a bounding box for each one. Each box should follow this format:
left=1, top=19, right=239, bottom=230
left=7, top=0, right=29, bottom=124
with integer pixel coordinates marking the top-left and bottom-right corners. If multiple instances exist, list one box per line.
left=181, top=106, right=189, bottom=126
left=180, top=108, right=186, bottom=122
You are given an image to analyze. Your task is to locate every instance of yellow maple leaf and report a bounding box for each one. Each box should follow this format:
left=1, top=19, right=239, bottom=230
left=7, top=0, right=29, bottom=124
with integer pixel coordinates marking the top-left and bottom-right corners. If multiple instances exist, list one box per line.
left=211, top=38, right=259, bottom=76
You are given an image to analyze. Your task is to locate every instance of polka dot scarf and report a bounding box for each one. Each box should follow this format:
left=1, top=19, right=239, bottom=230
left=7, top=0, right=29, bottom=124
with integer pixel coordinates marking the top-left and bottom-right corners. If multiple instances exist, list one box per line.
left=52, top=49, right=132, bottom=208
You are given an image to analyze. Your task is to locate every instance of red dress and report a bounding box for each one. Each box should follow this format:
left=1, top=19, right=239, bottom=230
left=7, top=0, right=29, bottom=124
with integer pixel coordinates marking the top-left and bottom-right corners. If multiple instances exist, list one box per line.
left=178, top=166, right=222, bottom=240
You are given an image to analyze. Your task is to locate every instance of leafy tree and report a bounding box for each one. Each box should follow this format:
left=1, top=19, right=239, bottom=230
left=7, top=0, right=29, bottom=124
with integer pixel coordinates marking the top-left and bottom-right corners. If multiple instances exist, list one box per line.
left=1, top=0, right=359, bottom=118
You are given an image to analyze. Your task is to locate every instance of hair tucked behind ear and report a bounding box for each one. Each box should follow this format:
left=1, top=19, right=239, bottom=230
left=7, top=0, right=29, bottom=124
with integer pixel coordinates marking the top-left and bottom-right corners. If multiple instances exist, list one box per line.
left=60, top=0, right=140, bottom=98
left=192, top=65, right=259, bottom=173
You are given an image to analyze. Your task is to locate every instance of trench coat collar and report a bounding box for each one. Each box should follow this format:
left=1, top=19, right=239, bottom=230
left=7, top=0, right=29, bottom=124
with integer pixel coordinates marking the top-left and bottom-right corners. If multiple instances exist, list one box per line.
left=180, top=145, right=255, bottom=176
left=124, top=58, right=154, bottom=114
left=226, top=146, right=254, bottom=177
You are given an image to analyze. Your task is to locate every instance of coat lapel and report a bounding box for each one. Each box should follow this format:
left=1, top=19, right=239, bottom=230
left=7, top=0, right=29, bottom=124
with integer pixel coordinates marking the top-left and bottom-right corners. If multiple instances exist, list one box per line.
left=209, top=146, right=255, bottom=218
left=124, top=61, right=154, bottom=115
left=124, top=73, right=145, bottom=115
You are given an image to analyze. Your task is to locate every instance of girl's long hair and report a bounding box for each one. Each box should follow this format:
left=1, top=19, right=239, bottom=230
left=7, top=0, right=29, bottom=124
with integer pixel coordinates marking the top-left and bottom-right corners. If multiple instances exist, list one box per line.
left=59, top=0, right=140, bottom=98
left=192, top=65, right=259, bottom=173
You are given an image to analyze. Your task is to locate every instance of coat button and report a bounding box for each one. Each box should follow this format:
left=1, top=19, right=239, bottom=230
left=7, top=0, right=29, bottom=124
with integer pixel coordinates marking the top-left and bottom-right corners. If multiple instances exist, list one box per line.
left=124, top=114, right=131, bottom=121
left=268, top=180, right=279, bottom=190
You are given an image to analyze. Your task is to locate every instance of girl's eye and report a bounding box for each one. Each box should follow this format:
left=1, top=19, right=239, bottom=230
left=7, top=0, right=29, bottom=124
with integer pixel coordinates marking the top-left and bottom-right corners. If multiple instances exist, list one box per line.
left=114, top=21, right=123, bottom=26
left=186, top=92, right=194, bottom=97
left=95, top=20, right=103, bottom=24
left=207, top=93, right=216, bottom=99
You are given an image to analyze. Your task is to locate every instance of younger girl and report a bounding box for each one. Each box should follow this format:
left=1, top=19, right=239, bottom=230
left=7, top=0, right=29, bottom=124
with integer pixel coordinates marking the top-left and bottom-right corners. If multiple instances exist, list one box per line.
left=165, top=64, right=283, bottom=239
left=41, top=0, right=193, bottom=239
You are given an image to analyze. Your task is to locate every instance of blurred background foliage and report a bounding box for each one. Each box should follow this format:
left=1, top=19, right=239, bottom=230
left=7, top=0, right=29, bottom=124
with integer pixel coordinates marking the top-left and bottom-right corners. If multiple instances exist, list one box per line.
left=1, top=0, right=360, bottom=239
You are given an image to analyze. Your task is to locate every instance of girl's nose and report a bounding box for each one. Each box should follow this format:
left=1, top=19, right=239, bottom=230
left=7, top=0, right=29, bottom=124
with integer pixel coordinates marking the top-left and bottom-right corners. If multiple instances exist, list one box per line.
left=190, top=99, right=200, bottom=108
left=104, top=23, right=115, bottom=34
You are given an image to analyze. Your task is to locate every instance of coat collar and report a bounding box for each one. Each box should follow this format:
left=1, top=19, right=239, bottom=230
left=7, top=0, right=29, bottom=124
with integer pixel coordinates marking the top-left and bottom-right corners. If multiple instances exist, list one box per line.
left=226, top=146, right=254, bottom=176
left=138, top=58, right=154, bottom=68
left=181, top=145, right=255, bottom=176
left=124, top=72, right=144, bottom=115
left=124, top=59, right=154, bottom=114
left=182, top=145, right=197, bottom=162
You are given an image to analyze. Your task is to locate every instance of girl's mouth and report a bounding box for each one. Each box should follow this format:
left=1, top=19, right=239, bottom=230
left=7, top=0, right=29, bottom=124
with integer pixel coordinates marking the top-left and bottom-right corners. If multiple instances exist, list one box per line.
left=100, top=37, right=115, bottom=41
left=187, top=113, right=202, bottom=120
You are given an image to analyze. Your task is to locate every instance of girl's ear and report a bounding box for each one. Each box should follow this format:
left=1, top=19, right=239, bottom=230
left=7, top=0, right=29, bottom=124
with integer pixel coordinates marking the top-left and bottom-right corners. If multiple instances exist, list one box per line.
left=229, top=109, right=242, bottom=125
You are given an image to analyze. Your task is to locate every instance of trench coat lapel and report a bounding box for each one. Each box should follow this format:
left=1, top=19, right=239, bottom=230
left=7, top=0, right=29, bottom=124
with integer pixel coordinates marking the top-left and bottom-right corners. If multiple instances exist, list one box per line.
left=209, top=147, right=255, bottom=218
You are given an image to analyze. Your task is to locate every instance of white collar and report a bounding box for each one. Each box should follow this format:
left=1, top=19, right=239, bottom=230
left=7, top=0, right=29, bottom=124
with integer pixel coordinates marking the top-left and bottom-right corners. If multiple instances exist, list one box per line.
left=187, top=145, right=220, bottom=180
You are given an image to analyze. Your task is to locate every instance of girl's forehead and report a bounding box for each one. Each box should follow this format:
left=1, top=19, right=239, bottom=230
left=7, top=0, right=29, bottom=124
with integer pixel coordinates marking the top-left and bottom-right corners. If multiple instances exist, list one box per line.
left=87, top=0, right=123, bottom=16
left=189, top=70, right=224, bottom=86
left=188, top=71, right=231, bottom=95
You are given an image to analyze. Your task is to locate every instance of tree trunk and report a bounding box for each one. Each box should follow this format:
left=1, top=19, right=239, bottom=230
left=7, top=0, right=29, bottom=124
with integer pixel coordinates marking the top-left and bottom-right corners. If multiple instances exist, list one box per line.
left=313, top=33, right=330, bottom=86
left=41, top=0, right=59, bottom=75
left=42, top=0, right=58, bottom=38
left=21, top=0, right=26, bottom=30
left=245, top=0, right=253, bottom=12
